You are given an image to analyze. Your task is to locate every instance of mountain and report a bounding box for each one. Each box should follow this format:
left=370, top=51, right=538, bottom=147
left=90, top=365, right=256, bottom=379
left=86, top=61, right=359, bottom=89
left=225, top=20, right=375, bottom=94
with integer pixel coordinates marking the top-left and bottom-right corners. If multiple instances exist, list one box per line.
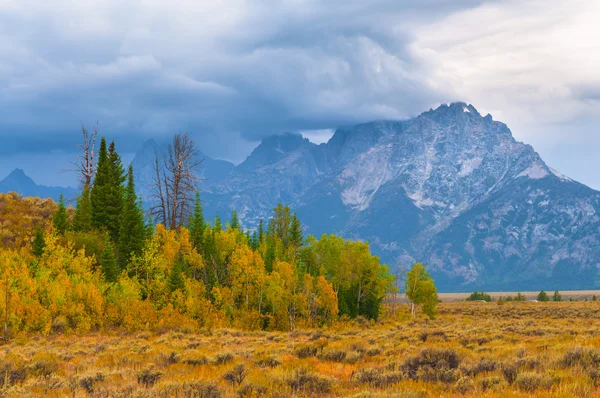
left=198, top=102, right=600, bottom=291
left=0, top=169, right=78, bottom=202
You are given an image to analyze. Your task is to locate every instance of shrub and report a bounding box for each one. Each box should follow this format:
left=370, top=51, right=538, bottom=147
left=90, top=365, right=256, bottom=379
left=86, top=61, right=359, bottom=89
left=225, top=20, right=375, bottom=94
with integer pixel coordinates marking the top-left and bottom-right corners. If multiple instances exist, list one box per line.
left=213, top=353, right=235, bottom=365
left=157, top=351, right=180, bottom=367
left=79, top=373, right=105, bottom=394
left=500, top=362, right=519, bottom=385
left=237, top=383, right=268, bottom=397
left=253, top=355, right=282, bottom=368
left=0, top=354, right=28, bottom=388
left=183, top=355, right=209, bottom=366
left=137, top=367, right=163, bottom=388
left=480, top=376, right=504, bottom=391
left=287, top=368, right=333, bottom=394
left=294, top=344, right=318, bottom=358
left=223, top=364, right=248, bottom=387
left=354, top=367, right=404, bottom=387
left=403, top=348, right=461, bottom=382
left=319, top=349, right=347, bottom=362
left=157, top=381, right=222, bottom=398
left=454, top=376, right=474, bottom=394
left=463, top=358, right=497, bottom=376
left=514, top=372, right=554, bottom=392
left=558, top=347, right=600, bottom=368
left=30, top=352, right=60, bottom=377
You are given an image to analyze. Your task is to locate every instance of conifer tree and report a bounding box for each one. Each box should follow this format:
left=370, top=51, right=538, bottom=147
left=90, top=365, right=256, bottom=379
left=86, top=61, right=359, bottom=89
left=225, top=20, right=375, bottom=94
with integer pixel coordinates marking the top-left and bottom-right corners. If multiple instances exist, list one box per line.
left=189, top=192, right=205, bottom=250
left=100, top=240, right=119, bottom=283
left=258, top=219, right=264, bottom=245
left=118, top=165, right=145, bottom=268
left=230, top=209, right=240, bottom=230
left=214, top=214, right=222, bottom=232
left=91, top=138, right=125, bottom=241
left=73, top=184, right=93, bottom=232
left=32, top=226, right=45, bottom=257
left=168, top=260, right=186, bottom=293
left=53, top=194, right=70, bottom=235
left=289, top=213, right=303, bottom=248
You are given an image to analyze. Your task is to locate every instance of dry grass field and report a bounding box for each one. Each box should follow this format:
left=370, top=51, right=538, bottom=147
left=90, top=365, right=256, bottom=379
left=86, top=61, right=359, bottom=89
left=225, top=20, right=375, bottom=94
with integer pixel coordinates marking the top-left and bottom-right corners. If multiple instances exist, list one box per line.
left=3, top=302, right=600, bottom=397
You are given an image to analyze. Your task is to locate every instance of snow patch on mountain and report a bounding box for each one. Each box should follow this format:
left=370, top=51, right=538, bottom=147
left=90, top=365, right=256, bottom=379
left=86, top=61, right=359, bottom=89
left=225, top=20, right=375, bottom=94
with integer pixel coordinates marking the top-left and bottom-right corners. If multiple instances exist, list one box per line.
left=517, top=163, right=549, bottom=179
left=458, top=157, right=482, bottom=177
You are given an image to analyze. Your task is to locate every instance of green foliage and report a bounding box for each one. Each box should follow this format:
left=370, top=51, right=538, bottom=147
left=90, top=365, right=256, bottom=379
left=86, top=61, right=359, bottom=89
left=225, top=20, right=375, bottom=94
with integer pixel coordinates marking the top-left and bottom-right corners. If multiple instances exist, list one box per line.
left=537, top=290, right=549, bottom=302
left=466, top=291, right=493, bottom=302
left=73, top=184, right=93, bottom=232
left=289, top=213, right=303, bottom=248
left=118, top=166, right=146, bottom=268
left=32, top=226, right=45, bottom=257
left=52, top=194, right=70, bottom=235
left=189, top=192, right=205, bottom=250
left=91, top=138, right=125, bottom=241
left=230, top=209, right=239, bottom=230
left=405, top=262, right=438, bottom=319
left=101, top=239, right=119, bottom=283
left=168, top=259, right=186, bottom=293
left=515, top=293, right=526, bottom=302
left=552, top=291, right=562, bottom=302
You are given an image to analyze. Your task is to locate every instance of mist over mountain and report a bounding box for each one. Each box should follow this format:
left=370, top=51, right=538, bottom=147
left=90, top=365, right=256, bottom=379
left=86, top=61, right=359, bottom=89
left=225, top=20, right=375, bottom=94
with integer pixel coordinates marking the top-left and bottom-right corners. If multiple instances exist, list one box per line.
left=3, top=102, right=600, bottom=291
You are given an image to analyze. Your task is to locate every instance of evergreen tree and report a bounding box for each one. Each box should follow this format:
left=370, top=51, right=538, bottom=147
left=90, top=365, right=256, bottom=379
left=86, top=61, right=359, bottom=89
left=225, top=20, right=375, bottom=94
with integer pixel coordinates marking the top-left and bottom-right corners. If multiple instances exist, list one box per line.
left=73, top=184, right=93, bottom=232
left=52, top=194, right=70, bottom=235
left=289, top=213, right=303, bottom=248
left=100, top=240, right=119, bottom=283
left=91, top=138, right=125, bottom=241
left=258, top=219, right=264, bottom=245
left=118, top=165, right=145, bottom=268
left=189, top=192, right=205, bottom=250
left=32, top=226, right=45, bottom=257
left=537, top=290, right=549, bottom=302
left=214, top=214, right=222, bottom=232
left=230, top=209, right=240, bottom=230
left=552, top=290, right=562, bottom=302
left=168, top=260, right=186, bottom=293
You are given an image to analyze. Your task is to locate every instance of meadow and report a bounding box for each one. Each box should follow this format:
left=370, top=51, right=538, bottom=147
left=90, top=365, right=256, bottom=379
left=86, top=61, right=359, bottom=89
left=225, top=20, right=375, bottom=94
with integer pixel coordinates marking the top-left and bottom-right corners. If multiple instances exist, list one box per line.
left=3, top=301, right=600, bottom=397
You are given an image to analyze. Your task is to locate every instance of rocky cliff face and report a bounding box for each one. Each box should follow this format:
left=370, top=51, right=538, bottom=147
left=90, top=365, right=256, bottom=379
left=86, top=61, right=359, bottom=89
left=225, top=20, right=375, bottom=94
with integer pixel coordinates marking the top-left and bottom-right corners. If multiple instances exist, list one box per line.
left=133, top=103, right=600, bottom=291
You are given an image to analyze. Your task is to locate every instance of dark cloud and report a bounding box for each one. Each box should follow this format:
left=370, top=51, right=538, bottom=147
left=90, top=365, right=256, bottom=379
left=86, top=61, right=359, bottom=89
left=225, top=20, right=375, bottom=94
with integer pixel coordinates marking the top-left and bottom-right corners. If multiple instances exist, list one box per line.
left=0, top=0, right=599, bottom=188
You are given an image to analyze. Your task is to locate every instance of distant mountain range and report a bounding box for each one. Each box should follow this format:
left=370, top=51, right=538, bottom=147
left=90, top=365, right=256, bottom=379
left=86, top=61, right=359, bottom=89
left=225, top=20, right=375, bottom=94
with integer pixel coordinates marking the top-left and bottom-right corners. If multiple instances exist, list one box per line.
left=4, top=102, right=600, bottom=291
left=0, top=169, right=77, bottom=202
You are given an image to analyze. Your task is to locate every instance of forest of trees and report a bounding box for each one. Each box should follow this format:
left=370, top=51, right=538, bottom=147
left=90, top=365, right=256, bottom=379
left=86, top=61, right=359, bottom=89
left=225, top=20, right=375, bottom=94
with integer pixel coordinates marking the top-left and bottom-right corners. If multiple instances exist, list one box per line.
left=0, top=133, right=396, bottom=335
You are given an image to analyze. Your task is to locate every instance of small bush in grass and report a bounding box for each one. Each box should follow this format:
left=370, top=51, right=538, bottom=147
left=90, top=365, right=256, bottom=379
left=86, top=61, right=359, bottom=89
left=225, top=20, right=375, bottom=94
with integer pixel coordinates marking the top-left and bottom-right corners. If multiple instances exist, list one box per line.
left=287, top=368, right=333, bottom=394
left=156, top=351, right=180, bottom=367
left=514, top=372, right=554, bottom=392
left=0, top=354, right=28, bottom=388
left=354, top=367, right=404, bottom=387
left=319, top=349, right=347, bottom=362
left=79, top=373, right=105, bottom=394
left=213, top=353, right=235, bottom=365
left=463, top=358, right=497, bottom=376
left=558, top=347, right=600, bottom=368
left=237, top=383, right=268, bottom=397
left=223, top=364, right=248, bottom=387
left=294, top=344, right=318, bottom=358
left=403, top=348, right=461, bottom=382
left=454, top=376, right=474, bottom=394
left=158, top=381, right=222, bottom=397
left=183, top=355, right=209, bottom=366
left=253, top=354, right=282, bottom=368
left=137, top=367, right=163, bottom=388
left=501, top=362, right=522, bottom=385
left=30, top=352, right=59, bottom=377
left=480, top=376, right=504, bottom=391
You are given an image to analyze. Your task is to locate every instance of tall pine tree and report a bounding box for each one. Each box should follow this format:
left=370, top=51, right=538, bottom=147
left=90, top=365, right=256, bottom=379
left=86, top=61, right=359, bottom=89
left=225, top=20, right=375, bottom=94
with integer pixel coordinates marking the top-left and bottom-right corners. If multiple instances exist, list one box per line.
left=53, top=194, right=70, bottom=235
left=91, top=138, right=125, bottom=241
left=73, top=184, right=93, bottom=232
left=189, top=192, right=205, bottom=250
left=230, top=209, right=239, bottom=230
left=289, top=213, right=303, bottom=248
left=118, top=165, right=145, bottom=268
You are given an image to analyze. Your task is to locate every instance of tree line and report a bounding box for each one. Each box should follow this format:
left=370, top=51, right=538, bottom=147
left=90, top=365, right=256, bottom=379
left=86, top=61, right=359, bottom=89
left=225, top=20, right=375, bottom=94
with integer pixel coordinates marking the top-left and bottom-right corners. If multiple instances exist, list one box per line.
left=0, top=130, right=398, bottom=334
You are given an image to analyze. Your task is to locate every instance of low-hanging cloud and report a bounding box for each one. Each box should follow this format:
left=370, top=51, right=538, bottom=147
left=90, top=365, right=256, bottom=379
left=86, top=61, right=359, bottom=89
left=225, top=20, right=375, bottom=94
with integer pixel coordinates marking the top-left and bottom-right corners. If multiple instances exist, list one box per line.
left=0, top=0, right=599, bottom=187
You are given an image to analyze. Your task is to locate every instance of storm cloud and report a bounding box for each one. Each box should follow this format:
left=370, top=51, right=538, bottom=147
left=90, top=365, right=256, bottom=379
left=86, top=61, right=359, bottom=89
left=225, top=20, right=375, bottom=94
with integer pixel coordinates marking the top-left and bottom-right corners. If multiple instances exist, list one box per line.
left=0, top=0, right=599, bottom=187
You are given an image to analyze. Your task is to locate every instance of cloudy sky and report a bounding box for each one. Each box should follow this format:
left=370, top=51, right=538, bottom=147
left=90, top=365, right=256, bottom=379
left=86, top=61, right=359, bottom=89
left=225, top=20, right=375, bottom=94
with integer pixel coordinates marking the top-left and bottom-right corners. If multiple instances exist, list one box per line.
left=0, top=0, right=599, bottom=188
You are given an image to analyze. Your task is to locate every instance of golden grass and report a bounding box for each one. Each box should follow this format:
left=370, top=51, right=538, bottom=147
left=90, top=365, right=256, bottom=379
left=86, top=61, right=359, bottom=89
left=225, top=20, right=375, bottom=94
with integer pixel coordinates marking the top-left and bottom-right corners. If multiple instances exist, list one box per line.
left=3, top=302, right=600, bottom=397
